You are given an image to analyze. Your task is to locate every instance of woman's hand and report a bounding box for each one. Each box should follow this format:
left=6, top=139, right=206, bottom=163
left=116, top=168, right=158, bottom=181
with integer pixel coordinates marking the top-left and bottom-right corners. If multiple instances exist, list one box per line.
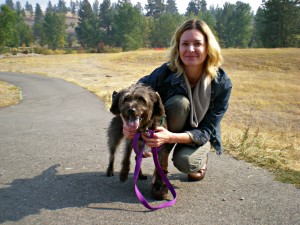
left=141, top=126, right=172, bottom=148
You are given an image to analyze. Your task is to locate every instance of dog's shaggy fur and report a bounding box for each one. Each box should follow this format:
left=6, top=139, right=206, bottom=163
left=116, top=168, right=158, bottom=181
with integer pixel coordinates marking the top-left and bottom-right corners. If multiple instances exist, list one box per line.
left=106, top=83, right=166, bottom=182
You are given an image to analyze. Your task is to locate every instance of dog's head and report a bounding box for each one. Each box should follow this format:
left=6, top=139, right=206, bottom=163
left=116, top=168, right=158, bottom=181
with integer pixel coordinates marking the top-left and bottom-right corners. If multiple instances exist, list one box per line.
left=110, top=84, right=165, bottom=132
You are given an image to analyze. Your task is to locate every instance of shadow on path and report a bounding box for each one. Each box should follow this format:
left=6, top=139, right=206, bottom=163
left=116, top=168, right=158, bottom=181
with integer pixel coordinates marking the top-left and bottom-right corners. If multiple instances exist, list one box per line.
left=0, top=164, right=158, bottom=223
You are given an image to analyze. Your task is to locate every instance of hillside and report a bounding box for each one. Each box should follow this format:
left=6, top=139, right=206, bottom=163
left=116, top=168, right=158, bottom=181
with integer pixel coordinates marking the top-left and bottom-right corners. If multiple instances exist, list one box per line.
left=25, top=12, right=78, bottom=34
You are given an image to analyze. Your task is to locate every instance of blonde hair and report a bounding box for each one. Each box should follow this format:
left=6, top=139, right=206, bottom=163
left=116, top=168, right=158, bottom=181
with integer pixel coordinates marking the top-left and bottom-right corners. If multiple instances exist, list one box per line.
left=167, top=19, right=223, bottom=79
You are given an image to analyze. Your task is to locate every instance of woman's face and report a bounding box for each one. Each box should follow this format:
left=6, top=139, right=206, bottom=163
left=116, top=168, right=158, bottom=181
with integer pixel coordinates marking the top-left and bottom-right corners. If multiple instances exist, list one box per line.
left=179, top=29, right=208, bottom=68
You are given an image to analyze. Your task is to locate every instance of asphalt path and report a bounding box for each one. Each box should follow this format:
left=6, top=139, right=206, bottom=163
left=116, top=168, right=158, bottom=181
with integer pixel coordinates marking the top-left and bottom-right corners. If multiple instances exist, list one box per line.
left=0, top=72, right=299, bottom=225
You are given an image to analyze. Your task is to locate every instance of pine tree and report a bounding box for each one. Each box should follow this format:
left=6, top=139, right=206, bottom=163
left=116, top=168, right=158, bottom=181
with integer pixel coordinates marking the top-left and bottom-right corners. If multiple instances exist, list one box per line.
left=200, top=0, right=207, bottom=12
left=25, top=1, right=33, bottom=15
left=33, top=3, right=44, bottom=44
left=92, top=0, right=99, bottom=15
left=252, top=7, right=264, bottom=47
left=166, top=0, right=178, bottom=14
left=257, top=0, right=300, bottom=47
left=5, top=0, right=14, bottom=10
left=232, top=2, right=253, bottom=48
left=186, top=0, right=198, bottom=15
left=215, top=2, right=253, bottom=48
left=150, top=13, right=183, bottom=47
left=15, top=1, right=22, bottom=12
left=14, top=9, right=33, bottom=47
left=0, top=5, right=16, bottom=46
left=197, top=10, right=216, bottom=34
left=46, top=1, right=54, bottom=13
left=43, top=11, right=66, bottom=49
left=145, top=0, right=165, bottom=18
left=75, top=0, right=103, bottom=48
left=135, top=2, right=143, bottom=14
left=57, top=0, right=67, bottom=13
left=70, top=0, right=77, bottom=15
left=112, top=2, right=144, bottom=50
left=99, top=0, right=113, bottom=45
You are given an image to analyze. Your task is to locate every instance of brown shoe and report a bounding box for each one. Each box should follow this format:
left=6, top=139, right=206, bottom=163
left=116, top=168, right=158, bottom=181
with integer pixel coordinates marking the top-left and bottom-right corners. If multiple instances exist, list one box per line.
left=188, top=168, right=207, bottom=181
left=188, top=154, right=208, bottom=181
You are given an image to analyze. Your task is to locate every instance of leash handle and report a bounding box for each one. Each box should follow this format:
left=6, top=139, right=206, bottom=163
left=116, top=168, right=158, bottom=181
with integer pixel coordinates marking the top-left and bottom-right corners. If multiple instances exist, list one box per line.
left=133, top=132, right=177, bottom=210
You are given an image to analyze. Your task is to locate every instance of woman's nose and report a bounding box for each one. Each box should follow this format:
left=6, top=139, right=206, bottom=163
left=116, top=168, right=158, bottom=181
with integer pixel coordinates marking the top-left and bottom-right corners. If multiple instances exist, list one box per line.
left=188, top=45, right=195, bottom=52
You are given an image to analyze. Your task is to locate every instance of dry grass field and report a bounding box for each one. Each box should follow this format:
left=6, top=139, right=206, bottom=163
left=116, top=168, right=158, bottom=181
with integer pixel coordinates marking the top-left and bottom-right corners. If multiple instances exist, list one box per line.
left=0, top=48, right=299, bottom=187
left=0, top=81, right=20, bottom=107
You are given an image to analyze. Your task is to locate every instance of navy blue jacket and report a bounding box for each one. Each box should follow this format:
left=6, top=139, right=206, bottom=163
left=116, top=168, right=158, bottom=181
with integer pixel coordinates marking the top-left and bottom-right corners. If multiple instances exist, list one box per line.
left=138, top=63, right=232, bottom=155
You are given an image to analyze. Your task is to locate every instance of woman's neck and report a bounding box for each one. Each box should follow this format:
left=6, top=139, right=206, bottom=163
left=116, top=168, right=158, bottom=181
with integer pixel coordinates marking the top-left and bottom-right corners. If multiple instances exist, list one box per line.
left=184, top=66, right=204, bottom=86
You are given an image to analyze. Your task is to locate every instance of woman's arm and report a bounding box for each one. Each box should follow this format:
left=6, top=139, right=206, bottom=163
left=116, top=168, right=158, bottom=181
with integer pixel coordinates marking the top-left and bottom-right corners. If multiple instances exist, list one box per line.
left=141, top=126, right=192, bottom=148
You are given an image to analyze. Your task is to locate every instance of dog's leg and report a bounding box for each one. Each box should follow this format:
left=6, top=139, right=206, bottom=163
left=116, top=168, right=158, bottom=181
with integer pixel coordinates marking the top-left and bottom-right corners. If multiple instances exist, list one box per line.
left=119, top=139, right=149, bottom=181
left=134, top=139, right=147, bottom=180
left=106, top=116, right=123, bottom=177
left=106, top=144, right=116, bottom=177
left=119, top=139, right=133, bottom=182
left=151, top=144, right=172, bottom=200
left=137, top=159, right=148, bottom=180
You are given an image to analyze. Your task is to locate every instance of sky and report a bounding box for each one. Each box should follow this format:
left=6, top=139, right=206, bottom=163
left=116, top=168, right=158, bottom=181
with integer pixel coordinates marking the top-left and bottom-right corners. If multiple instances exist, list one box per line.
left=0, top=0, right=263, bottom=14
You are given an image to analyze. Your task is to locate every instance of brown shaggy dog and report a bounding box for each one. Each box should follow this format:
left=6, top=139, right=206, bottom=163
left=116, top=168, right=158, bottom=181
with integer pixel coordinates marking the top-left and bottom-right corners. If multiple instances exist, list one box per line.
left=106, top=83, right=167, bottom=183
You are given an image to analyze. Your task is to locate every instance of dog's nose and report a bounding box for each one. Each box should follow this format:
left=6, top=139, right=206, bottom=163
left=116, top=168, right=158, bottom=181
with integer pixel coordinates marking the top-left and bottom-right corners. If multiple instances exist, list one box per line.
left=128, top=108, right=136, bottom=115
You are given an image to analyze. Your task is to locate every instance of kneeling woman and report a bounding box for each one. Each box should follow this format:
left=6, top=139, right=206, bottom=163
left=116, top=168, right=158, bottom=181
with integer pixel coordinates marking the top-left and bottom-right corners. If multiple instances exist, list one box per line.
left=122, top=19, right=232, bottom=200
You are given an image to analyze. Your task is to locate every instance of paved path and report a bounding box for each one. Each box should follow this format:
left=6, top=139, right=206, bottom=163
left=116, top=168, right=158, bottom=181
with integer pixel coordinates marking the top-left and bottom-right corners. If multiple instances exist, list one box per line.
left=0, top=72, right=299, bottom=225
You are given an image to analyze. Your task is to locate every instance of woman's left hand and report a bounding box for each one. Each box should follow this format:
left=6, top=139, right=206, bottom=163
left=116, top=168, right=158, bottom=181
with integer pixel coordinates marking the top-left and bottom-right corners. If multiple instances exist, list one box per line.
left=141, top=126, right=172, bottom=148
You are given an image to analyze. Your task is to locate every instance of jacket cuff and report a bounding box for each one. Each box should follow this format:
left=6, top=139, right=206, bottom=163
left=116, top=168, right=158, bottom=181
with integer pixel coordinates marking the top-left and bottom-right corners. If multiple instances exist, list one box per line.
left=185, top=130, right=208, bottom=146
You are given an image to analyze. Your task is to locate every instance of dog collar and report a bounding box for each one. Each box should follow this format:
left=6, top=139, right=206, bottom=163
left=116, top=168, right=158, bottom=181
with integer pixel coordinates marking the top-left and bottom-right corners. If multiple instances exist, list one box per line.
left=160, top=114, right=166, bottom=126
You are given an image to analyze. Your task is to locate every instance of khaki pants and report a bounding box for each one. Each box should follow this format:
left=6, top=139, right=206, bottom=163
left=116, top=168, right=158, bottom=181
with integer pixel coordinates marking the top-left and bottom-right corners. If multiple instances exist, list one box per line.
left=164, top=95, right=210, bottom=174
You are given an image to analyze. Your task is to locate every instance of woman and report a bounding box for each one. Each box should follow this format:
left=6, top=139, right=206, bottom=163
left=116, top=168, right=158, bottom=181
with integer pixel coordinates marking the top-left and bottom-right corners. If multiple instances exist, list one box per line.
left=122, top=19, right=232, bottom=200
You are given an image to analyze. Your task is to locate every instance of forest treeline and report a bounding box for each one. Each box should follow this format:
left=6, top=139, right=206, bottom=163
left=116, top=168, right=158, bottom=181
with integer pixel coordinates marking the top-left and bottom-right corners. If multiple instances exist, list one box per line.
left=0, top=0, right=299, bottom=52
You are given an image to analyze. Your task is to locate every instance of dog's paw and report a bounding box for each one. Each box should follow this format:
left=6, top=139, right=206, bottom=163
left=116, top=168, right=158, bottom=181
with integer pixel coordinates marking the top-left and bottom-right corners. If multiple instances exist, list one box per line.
left=106, top=169, right=114, bottom=177
left=119, top=172, right=128, bottom=182
left=138, top=172, right=148, bottom=180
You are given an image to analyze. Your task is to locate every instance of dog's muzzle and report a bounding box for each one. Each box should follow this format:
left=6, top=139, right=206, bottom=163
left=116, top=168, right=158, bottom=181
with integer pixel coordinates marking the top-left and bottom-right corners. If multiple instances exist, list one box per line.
left=128, top=115, right=140, bottom=130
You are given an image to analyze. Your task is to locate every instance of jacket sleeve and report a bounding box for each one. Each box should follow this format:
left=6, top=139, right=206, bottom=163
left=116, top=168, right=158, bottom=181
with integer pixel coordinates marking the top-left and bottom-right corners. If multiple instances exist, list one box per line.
left=185, top=76, right=232, bottom=146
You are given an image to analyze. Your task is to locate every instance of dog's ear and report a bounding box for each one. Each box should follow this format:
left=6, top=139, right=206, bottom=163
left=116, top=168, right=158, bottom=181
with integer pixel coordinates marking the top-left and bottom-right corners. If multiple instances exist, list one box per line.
left=110, top=90, right=123, bottom=115
left=152, top=92, right=165, bottom=118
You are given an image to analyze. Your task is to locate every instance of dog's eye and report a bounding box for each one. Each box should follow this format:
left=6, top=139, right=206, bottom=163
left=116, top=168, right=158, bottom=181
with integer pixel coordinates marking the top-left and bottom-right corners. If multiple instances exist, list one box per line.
left=137, top=96, right=146, bottom=103
left=124, top=96, right=132, bottom=102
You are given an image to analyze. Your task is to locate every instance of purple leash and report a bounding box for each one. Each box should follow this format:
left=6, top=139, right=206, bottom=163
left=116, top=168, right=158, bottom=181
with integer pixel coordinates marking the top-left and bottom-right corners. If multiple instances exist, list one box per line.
left=133, top=130, right=177, bottom=210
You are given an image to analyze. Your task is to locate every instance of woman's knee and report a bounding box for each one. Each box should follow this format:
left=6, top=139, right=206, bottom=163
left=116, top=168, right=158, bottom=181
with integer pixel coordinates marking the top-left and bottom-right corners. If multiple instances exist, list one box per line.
left=172, top=143, right=209, bottom=174
left=173, top=154, right=200, bottom=174
left=164, top=95, right=190, bottom=132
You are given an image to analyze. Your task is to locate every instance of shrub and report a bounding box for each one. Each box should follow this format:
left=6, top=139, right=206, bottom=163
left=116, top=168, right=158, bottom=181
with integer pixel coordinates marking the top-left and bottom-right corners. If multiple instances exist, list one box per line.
left=76, top=48, right=87, bottom=54
left=103, top=46, right=123, bottom=53
left=0, top=47, right=11, bottom=54
left=54, top=49, right=65, bottom=55
left=33, top=47, right=43, bottom=54
left=11, top=48, right=18, bottom=55
left=88, top=48, right=97, bottom=53
left=41, top=48, right=54, bottom=55
left=64, top=49, right=77, bottom=54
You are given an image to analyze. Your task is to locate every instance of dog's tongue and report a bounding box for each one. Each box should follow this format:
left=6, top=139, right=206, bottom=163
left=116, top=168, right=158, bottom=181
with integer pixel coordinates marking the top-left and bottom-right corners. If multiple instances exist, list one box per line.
left=128, top=116, right=140, bottom=130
